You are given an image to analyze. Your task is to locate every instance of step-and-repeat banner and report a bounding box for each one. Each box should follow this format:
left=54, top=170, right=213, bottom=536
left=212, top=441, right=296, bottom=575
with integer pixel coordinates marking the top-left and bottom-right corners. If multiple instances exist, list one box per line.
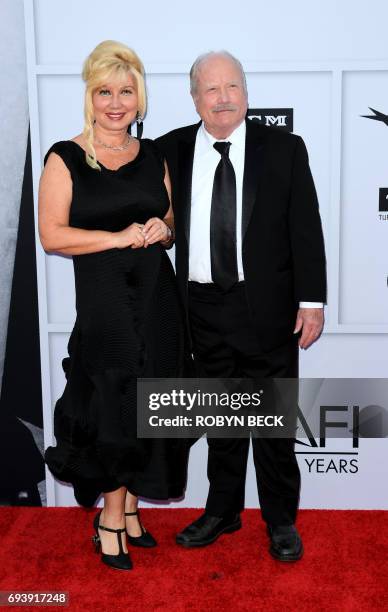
left=1, top=0, right=387, bottom=508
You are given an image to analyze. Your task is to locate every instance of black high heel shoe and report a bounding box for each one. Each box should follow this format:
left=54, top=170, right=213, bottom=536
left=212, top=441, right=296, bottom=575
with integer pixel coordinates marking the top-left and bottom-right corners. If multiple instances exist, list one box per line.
left=125, top=510, right=157, bottom=548
left=92, top=510, right=133, bottom=570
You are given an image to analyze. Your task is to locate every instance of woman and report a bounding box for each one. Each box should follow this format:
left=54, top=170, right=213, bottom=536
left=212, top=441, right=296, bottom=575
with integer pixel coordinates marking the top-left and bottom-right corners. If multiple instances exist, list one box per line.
left=39, top=40, right=187, bottom=571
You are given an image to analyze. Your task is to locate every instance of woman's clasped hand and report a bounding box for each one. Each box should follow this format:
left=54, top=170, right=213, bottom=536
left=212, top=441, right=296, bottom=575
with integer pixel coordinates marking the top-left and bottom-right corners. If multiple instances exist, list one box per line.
left=114, top=218, right=171, bottom=249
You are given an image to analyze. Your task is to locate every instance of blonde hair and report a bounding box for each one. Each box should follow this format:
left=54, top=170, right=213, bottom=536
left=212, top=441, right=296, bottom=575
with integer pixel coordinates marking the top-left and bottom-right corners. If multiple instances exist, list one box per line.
left=81, top=40, right=146, bottom=170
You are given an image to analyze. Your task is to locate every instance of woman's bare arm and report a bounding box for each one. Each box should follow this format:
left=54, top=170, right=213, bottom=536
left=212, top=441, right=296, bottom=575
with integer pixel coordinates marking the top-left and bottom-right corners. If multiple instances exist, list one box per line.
left=39, top=153, right=144, bottom=255
left=143, top=161, right=175, bottom=248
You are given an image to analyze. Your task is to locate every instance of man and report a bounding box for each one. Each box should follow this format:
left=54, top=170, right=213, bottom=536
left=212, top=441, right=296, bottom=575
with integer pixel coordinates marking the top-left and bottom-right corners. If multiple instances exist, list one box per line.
left=156, top=51, right=326, bottom=561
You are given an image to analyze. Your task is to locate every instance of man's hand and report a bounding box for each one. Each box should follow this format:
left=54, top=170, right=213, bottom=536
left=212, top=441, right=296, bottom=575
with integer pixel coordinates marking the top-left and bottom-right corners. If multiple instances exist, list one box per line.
left=293, top=308, right=324, bottom=349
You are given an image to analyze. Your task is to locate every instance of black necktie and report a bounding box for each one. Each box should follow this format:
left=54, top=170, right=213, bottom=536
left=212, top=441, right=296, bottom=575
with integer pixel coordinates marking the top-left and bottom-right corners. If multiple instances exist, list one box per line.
left=210, top=141, right=238, bottom=291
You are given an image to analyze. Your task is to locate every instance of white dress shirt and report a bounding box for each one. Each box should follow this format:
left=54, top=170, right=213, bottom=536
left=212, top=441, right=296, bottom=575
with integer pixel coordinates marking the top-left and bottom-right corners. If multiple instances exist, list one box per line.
left=188, top=121, right=323, bottom=309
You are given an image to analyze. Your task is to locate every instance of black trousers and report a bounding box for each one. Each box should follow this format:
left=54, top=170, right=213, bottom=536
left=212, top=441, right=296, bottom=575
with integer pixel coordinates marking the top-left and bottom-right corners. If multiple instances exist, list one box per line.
left=188, top=281, right=300, bottom=526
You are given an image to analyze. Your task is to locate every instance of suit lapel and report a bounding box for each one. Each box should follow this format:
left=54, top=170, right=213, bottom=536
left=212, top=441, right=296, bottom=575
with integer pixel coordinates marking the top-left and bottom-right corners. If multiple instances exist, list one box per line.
left=177, top=123, right=200, bottom=245
left=242, top=119, right=266, bottom=240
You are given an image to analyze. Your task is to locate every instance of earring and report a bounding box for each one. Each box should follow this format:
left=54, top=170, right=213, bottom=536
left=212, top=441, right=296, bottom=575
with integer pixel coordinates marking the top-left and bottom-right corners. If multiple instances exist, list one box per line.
left=136, top=111, right=143, bottom=139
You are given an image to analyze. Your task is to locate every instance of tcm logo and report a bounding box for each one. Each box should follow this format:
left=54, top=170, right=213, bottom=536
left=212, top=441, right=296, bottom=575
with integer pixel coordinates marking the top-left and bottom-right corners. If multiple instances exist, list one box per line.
left=248, top=108, right=293, bottom=132
left=378, top=188, right=388, bottom=213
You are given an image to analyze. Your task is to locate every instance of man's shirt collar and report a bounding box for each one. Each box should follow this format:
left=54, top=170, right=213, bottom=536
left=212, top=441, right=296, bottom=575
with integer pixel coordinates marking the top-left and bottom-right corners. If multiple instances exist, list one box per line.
left=200, top=120, right=246, bottom=151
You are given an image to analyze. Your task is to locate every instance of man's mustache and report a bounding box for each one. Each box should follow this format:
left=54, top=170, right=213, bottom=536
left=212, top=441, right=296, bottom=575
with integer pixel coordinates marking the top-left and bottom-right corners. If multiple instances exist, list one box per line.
left=211, top=104, right=238, bottom=113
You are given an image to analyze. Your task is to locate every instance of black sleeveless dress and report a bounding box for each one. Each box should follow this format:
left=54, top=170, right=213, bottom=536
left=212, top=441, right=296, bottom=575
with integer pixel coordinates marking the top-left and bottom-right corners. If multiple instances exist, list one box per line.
left=44, top=139, right=188, bottom=506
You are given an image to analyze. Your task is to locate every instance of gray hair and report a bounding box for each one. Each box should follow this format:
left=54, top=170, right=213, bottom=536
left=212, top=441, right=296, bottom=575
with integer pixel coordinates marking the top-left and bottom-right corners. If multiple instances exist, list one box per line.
left=190, top=50, right=248, bottom=97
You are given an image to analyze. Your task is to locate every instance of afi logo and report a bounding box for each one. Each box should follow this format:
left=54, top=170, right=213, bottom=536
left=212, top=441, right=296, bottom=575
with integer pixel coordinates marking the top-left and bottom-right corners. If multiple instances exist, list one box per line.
left=297, top=403, right=388, bottom=448
left=361, top=108, right=388, bottom=218
left=248, top=108, right=293, bottom=132
left=297, top=405, right=360, bottom=448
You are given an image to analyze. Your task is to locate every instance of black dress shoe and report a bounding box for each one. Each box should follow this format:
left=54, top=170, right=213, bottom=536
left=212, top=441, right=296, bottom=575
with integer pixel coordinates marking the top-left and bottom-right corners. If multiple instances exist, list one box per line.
left=176, top=512, right=241, bottom=548
left=267, top=524, right=303, bottom=561
left=125, top=510, right=157, bottom=548
left=92, top=510, right=133, bottom=571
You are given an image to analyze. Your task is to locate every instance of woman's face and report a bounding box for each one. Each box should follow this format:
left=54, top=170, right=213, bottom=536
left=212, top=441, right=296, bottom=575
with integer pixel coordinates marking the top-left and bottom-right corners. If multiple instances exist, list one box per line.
left=92, top=72, right=138, bottom=132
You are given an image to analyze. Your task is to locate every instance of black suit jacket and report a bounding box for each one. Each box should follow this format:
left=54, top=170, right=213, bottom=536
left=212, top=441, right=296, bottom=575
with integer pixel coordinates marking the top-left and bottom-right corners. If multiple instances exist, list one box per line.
left=156, top=118, right=326, bottom=353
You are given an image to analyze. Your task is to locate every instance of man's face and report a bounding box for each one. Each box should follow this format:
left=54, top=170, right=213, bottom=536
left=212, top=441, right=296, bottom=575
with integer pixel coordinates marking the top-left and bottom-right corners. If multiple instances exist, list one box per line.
left=192, top=55, right=248, bottom=139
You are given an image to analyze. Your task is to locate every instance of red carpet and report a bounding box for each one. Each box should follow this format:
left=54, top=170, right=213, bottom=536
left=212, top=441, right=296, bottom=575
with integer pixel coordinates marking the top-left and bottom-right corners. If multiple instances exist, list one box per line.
left=0, top=508, right=387, bottom=611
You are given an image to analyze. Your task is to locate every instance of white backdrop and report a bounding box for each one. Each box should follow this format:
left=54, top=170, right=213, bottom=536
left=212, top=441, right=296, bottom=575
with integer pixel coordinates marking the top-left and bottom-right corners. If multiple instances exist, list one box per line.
left=24, top=0, right=388, bottom=509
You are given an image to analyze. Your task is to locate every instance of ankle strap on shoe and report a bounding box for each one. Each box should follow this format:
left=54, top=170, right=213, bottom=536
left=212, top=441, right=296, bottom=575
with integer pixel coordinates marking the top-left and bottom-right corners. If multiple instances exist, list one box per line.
left=98, top=524, right=126, bottom=534
left=125, top=511, right=139, bottom=516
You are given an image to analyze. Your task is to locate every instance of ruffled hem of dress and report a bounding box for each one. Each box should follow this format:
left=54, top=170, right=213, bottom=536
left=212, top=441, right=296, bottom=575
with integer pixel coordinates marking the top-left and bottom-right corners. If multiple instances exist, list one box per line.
left=45, top=438, right=188, bottom=507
